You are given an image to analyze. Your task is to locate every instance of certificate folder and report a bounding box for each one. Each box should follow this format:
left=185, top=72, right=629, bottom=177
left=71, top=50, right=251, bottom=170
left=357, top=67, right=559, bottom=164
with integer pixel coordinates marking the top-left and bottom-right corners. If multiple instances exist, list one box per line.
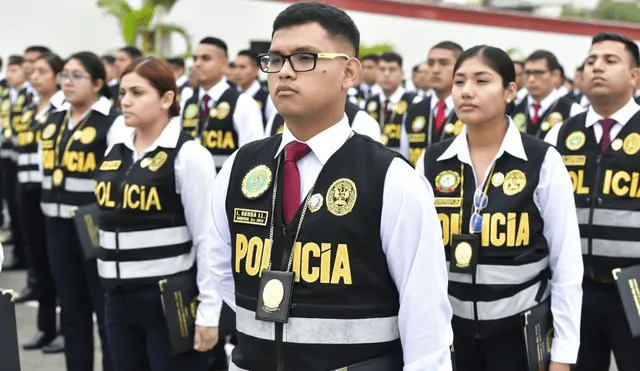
left=73, top=204, right=100, bottom=260
left=522, top=300, right=552, bottom=371
left=613, top=266, right=640, bottom=338
left=0, top=290, right=21, bottom=371
left=159, top=272, right=199, bottom=355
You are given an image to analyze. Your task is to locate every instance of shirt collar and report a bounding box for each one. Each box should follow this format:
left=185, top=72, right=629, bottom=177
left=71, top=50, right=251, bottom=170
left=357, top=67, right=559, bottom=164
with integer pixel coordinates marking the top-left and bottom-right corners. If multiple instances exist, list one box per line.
left=57, top=96, right=113, bottom=116
left=243, top=80, right=262, bottom=97
left=585, top=97, right=640, bottom=128
left=275, top=115, right=352, bottom=165
left=529, top=89, right=561, bottom=111
left=175, top=75, right=188, bottom=88
left=430, top=94, right=454, bottom=112
left=379, top=87, right=405, bottom=104
left=437, top=116, right=528, bottom=164
left=199, top=79, right=230, bottom=102
left=108, top=78, right=119, bottom=87
left=120, top=117, right=182, bottom=157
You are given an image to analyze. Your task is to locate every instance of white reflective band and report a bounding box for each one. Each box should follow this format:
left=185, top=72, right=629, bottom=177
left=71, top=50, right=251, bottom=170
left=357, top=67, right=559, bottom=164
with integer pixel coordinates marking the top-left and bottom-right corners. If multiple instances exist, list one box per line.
left=97, top=248, right=195, bottom=279
left=581, top=238, right=588, bottom=255
left=65, top=177, right=96, bottom=192
left=590, top=239, right=640, bottom=258
left=592, top=209, right=640, bottom=229
left=17, top=153, right=39, bottom=166
left=447, top=257, right=549, bottom=286
left=42, top=176, right=52, bottom=190
left=236, top=306, right=400, bottom=345
left=17, top=170, right=43, bottom=183
left=40, top=203, right=78, bottom=218
left=212, top=155, right=229, bottom=168
left=576, top=207, right=589, bottom=224
left=0, top=149, right=13, bottom=158
left=229, top=362, right=248, bottom=371
left=99, top=226, right=191, bottom=250
left=449, top=280, right=551, bottom=321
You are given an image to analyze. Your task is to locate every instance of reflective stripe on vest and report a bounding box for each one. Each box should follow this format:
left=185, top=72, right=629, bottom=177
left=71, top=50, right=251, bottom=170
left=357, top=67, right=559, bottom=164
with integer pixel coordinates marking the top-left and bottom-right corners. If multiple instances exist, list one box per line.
left=97, top=248, right=195, bottom=280
left=580, top=237, right=640, bottom=258
left=235, top=306, right=400, bottom=345
left=229, top=362, right=248, bottom=371
left=18, top=170, right=42, bottom=183
left=99, top=226, right=191, bottom=250
left=447, top=256, right=549, bottom=285
left=40, top=202, right=78, bottom=218
left=42, top=175, right=95, bottom=192
left=212, top=154, right=229, bottom=169
left=577, top=207, right=640, bottom=228
left=0, top=149, right=14, bottom=159
left=17, top=153, right=39, bottom=166
left=449, top=280, right=551, bottom=321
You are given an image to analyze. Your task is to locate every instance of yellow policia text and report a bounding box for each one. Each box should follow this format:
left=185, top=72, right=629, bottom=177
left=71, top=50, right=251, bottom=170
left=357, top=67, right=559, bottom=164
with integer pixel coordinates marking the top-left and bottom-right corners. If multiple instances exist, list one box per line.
left=438, top=212, right=530, bottom=247
left=602, top=170, right=640, bottom=198
left=42, top=150, right=96, bottom=172
left=201, top=130, right=236, bottom=150
left=235, top=234, right=352, bottom=285
left=17, top=131, right=37, bottom=146
left=568, top=170, right=590, bottom=195
left=95, top=181, right=163, bottom=211
left=383, top=124, right=401, bottom=142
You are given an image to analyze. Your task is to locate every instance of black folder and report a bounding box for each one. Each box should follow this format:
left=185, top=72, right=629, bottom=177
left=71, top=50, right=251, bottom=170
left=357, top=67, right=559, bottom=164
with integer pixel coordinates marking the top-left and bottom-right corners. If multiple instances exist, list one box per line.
left=522, top=300, right=553, bottom=371
left=0, top=290, right=21, bottom=371
left=159, top=271, right=199, bottom=355
left=613, top=265, right=640, bottom=338
left=73, top=204, right=100, bottom=260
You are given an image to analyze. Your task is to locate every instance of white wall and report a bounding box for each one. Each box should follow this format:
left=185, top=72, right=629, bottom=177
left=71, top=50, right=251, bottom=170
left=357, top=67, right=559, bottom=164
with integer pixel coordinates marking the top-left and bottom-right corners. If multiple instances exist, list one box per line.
left=0, top=0, right=599, bottom=78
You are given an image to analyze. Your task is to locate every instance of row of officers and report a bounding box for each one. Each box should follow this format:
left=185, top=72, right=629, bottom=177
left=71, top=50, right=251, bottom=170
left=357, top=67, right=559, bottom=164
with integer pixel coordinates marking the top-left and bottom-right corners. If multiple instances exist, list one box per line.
left=1, top=4, right=640, bottom=371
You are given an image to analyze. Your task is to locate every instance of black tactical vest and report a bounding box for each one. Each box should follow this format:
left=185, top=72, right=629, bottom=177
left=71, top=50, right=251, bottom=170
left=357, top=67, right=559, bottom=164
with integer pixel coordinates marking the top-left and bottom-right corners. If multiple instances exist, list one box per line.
left=364, top=92, right=416, bottom=149
left=511, top=96, right=574, bottom=139
left=16, top=102, right=54, bottom=190
left=1, top=88, right=32, bottom=160
left=253, top=86, right=270, bottom=129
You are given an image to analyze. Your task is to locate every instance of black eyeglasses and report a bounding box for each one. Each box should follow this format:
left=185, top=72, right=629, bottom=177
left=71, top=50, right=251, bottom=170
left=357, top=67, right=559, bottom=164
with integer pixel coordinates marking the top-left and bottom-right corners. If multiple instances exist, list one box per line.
left=257, top=52, right=349, bottom=73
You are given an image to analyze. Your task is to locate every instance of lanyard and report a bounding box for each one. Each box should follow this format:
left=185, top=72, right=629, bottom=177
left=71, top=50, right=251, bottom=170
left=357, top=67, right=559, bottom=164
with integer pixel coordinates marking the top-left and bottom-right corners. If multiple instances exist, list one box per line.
left=53, top=112, right=93, bottom=166
left=458, top=162, right=496, bottom=234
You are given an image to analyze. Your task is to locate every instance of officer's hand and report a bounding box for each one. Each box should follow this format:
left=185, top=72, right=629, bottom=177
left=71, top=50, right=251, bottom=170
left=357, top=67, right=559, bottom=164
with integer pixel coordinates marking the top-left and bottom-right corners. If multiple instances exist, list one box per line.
left=549, top=362, right=571, bottom=371
left=193, top=326, right=219, bottom=352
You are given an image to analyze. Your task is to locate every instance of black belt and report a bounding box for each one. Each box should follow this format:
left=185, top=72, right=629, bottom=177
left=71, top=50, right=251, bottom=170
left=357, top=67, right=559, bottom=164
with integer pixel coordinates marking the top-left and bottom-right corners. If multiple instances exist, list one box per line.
left=332, top=352, right=403, bottom=371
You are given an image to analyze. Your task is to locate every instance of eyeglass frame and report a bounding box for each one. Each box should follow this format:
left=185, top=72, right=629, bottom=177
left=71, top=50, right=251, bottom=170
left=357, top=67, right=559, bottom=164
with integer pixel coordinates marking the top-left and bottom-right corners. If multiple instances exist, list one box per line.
left=56, top=72, right=91, bottom=84
left=469, top=188, right=489, bottom=234
left=257, top=52, right=350, bottom=73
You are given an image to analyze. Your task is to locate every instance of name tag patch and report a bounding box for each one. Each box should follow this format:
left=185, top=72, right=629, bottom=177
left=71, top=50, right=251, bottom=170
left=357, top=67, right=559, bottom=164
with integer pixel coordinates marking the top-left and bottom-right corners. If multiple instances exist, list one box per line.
left=233, top=208, right=269, bottom=226
left=99, top=160, right=122, bottom=171
left=562, top=155, right=586, bottom=166
left=434, top=197, right=462, bottom=208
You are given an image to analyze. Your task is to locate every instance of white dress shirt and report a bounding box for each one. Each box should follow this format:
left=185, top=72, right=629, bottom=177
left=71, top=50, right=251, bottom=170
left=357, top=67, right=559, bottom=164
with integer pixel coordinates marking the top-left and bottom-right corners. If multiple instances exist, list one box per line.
left=527, top=89, right=584, bottom=120
left=545, top=98, right=640, bottom=147
left=209, top=117, right=454, bottom=370
left=240, top=80, right=262, bottom=97
left=416, top=118, right=583, bottom=364
left=399, top=95, right=454, bottom=162
left=515, top=88, right=529, bottom=105
left=179, top=80, right=264, bottom=148
left=9, top=82, right=31, bottom=104
left=175, top=75, right=188, bottom=89
left=105, top=116, right=222, bottom=326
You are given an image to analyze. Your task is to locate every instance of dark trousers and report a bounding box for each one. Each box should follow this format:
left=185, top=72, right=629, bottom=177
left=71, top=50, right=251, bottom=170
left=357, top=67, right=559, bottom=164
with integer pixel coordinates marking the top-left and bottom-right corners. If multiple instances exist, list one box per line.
left=17, top=185, right=57, bottom=335
left=1, top=158, right=24, bottom=264
left=210, top=304, right=236, bottom=370
left=46, top=217, right=112, bottom=371
left=105, top=285, right=209, bottom=371
left=453, top=326, right=528, bottom=371
left=575, top=277, right=640, bottom=371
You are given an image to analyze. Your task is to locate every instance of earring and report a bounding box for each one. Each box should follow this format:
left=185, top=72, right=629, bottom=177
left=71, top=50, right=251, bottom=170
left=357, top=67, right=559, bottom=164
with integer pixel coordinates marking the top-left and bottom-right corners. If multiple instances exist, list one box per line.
left=506, top=99, right=511, bottom=103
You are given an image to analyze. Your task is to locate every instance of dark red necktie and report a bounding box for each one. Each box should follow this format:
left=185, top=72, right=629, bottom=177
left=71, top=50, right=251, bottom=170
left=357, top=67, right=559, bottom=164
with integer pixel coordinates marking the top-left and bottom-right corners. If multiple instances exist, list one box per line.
left=283, top=141, right=311, bottom=225
left=599, top=118, right=616, bottom=154
left=201, top=94, right=211, bottom=118
left=531, top=103, right=541, bottom=125
left=435, top=100, right=446, bottom=132
left=383, top=99, right=390, bottom=119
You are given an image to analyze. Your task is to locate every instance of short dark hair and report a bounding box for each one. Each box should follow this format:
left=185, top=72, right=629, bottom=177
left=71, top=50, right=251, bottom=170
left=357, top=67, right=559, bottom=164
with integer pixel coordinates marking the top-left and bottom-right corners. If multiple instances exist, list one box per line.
left=576, top=62, right=584, bottom=72
left=118, top=46, right=143, bottom=60
left=25, top=46, right=51, bottom=55
left=272, top=1, right=360, bottom=58
left=165, top=57, right=185, bottom=69
left=8, top=55, right=23, bottom=67
left=380, top=52, right=403, bottom=68
left=513, top=60, right=524, bottom=69
left=525, top=50, right=562, bottom=72
left=39, top=53, right=65, bottom=76
left=361, top=54, right=380, bottom=63
left=431, top=41, right=464, bottom=57
left=199, top=37, right=228, bottom=58
left=412, top=64, right=421, bottom=73
left=0, top=57, right=3, bottom=70
left=592, top=32, right=640, bottom=68
left=237, top=50, right=259, bottom=67
left=229, top=62, right=236, bottom=68
left=454, top=45, right=515, bottom=89
left=101, top=55, right=116, bottom=66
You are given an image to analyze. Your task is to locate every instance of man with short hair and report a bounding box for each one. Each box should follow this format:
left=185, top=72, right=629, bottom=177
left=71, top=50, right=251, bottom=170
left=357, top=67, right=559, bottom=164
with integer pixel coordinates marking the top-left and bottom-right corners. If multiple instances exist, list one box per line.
left=234, top=50, right=272, bottom=127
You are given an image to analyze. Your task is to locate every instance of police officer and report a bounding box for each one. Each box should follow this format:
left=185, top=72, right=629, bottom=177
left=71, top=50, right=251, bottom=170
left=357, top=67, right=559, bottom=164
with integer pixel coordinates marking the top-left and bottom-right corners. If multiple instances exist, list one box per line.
left=233, top=50, right=271, bottom=128
left=512, top=50, right=583, bottom=139
left=40, top=51, right=119, bottom=371
left=418, top=45, right=582, bottom=371
left=113, top=46, right=144, bottom=108
left=265, top=99, right=381, bottom=142
left=402, top=41, right=463, bottom=167
left=180, top=37, right=263, bottom=172
left=545, top=32, right=640, bottom=371
left=96, top=56, right=219, bottom=371
left=208, top=3, right=453, bottom=370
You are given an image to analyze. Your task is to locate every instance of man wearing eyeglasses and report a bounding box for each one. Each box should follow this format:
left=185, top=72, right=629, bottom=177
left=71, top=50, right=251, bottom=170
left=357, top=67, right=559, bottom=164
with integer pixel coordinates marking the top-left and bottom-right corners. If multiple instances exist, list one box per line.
left=206, top=2, right=453, bottom=371
left=179, top=37, right=263, bottom=173
left=511, top=50, right=583, bottom=140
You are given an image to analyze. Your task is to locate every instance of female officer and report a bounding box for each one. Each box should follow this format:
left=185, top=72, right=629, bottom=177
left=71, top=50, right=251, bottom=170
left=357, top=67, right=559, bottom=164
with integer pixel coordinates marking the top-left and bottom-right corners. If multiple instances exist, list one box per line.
left=417, top=46, right=583, bottom=371
left=16, top=52, right=65, bottom=351
left=39, top=51, right=118, bottom=371
left=96, top=56, right=219, bottom=370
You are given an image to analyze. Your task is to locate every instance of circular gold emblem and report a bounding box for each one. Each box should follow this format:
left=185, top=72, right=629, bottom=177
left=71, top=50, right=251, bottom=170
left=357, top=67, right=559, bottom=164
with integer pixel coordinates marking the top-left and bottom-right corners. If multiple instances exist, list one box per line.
left=395, top=100, right=408, bottom=115
left=52, top=168, right=64, bottom=186
left=548, top=112, right=564, bottom=126
left=453, top=120, right=464, bottom=136
left=491, top=172, right=504, bottom=187
left=412, top=116, right=426, bottom=132
left=216, top=102, right=231, bottom=120
left=140, top=158, right=150, bottom=168
left=3, top=128, right=11, bottom=139
left=242, top=165, right=273, bottom=199
left=367, top=100, right=378, bottom=113
left=623, top=133, right=640, bottom=156
left=1, top=88, right=9, bottom=97
left=612, top=138, right=623, bottom=151
left=262, top=279, right=285, bottom=313
left=73, top=131, right=82, bottom=141
left=16, top=95, right=25, bottom=108
left=21, top=110, right=33, bottom=124
left=512, top=113, right=526, bottom=132
left=326, top=178, right=357, bottom=216
left=435, top=170, right=460, bottom=194
left=565, top=131, right=586, bottom=151
left=148, top=151, right=168, bottom=172
left=444, top=123, right=455, bottom=135
left=541, top=122, right=551, bottom=132
left=503, top=169, right=527, bottom=196
left=308, top=193, right=324, bottom=213
left=80, top=127, right=97, bottom=145
left=0, top=100, right=10, bottom=115
left=184, top=103, right=199, bottom=119
left=454, top=242, right=473, bottom=268
left=42, top=124, right=57, bottom=140
left=209, top=108, right=218, bottom=119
